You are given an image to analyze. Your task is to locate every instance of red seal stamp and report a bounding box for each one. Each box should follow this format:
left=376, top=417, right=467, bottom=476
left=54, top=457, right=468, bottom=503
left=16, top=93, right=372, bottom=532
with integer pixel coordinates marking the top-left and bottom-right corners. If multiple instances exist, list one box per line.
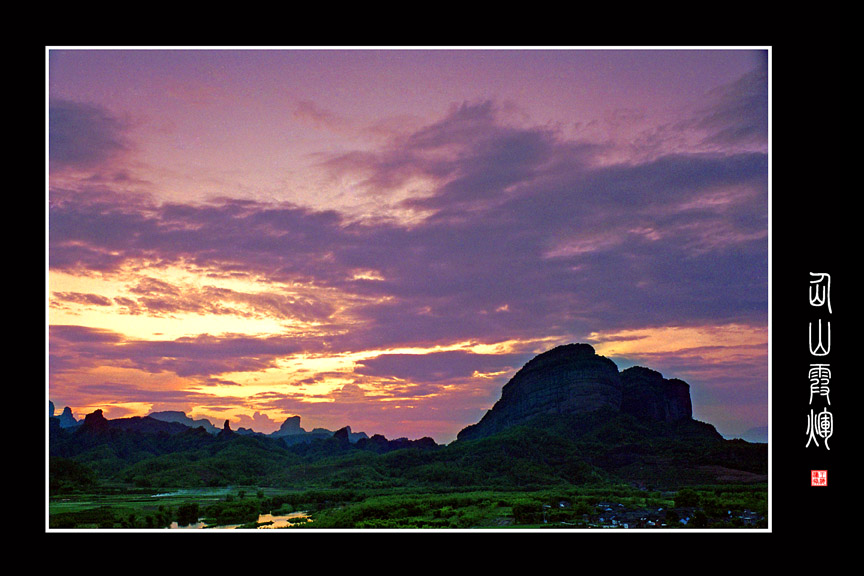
left=811, top=470, right=828, bottom=486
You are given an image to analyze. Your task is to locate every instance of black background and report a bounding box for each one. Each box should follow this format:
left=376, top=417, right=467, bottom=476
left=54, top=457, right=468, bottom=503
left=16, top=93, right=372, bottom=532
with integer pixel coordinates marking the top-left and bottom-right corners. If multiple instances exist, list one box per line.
left=38, top=39, right=851, bottom=543
left=772, top=45, right=848, bottom=536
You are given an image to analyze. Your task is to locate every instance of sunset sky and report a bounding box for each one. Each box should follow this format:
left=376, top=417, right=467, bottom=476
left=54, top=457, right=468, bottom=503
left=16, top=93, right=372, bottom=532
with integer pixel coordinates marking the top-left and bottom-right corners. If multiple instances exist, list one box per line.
left=47, top=47, right=770, bottom=443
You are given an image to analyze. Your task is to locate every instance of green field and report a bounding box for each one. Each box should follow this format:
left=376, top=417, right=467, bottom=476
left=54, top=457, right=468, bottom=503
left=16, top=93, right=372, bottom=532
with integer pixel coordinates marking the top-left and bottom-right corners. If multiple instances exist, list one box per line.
left=48, top=407, right=768, bottom=530
left=48, top=482, right=768, bottom=530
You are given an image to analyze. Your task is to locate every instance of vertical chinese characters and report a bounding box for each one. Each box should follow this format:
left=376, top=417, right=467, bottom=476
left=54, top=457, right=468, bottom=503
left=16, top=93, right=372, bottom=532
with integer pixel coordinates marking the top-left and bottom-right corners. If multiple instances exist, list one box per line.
left=806, top=272, right=833, bottom=450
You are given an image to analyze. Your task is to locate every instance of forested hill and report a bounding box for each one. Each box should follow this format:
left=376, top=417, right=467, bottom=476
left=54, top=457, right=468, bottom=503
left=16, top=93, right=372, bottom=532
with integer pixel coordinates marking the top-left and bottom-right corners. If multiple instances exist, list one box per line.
left=49, top=344, right=767, bottom=492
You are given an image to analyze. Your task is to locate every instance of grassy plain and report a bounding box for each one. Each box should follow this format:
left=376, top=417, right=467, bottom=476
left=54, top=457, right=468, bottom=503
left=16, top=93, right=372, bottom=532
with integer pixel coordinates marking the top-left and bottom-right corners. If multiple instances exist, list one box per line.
left=48, top=482, right=767, bottom=530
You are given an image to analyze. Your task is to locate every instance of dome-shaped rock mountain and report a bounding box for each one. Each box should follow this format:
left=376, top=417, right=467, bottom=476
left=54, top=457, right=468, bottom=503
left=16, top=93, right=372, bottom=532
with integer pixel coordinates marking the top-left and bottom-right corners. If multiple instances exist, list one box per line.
left=457, top=343, right=702, bottom=442
left=457, top=343, right=623, bottom=441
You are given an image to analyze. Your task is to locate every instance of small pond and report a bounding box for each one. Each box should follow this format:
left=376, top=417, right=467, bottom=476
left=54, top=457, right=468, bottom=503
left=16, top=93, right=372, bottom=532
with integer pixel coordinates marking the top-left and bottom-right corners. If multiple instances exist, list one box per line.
left=171, top=511, right=310, bottom=530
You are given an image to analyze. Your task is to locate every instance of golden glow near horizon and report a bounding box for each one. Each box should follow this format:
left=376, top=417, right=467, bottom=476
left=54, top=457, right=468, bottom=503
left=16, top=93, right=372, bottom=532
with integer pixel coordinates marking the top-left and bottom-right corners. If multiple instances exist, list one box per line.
left=587, top=324, right=767, bottom=361
left=49, top=303, right=572, bottom=433
left=48, top=251, right=767, bottom=439
left=50, top=319, right=767, bottom=438
left=50, top=245, right=768, bottom=432
left=50, top=262, right=349, bottom=341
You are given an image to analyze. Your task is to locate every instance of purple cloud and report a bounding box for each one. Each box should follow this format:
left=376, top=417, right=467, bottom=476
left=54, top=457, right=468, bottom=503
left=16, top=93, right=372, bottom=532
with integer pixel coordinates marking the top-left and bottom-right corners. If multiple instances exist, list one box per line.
left=49, top=94, right=768, bottom=349
left=356, top=350, right=526, bottom=383
left=52, top=292, right=114, bottom=307
left=49, top=99, right=131, bottom=172
left=694, top=55, right=769, bottom=149
left=49, top=325, right=312, bottom=380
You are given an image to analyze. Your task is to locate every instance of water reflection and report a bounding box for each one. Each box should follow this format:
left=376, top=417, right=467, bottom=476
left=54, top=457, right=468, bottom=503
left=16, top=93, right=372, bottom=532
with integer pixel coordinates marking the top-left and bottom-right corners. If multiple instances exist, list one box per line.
left=254, top=512, right=309, bottom=529
left=171, top=511, right=310, bottom=530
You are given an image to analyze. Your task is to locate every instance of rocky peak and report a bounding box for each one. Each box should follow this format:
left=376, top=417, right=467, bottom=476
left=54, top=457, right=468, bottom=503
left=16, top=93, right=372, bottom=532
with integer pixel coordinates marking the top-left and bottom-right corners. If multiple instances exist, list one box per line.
left=620, top=366, right=692, bottom=423
left=332, top=426, right=370, bottom=443
left=49, top=401, right=80, bottom=428
left=457, top=343, right=698, bottom=441
left=333, top=426, right=353, bottom=442
left=217, top=419, right=235, bottom=439
left=458, top=343, right=623, bottom=441
left=80, top=409, right=109, bottom=432
left=272, top=415, right=306, bottom=436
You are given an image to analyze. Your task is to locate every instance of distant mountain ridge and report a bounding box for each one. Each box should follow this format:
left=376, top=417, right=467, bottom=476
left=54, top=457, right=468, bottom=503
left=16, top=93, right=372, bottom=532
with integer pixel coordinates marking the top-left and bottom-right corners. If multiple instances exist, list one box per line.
left=48, top=402, right=371, bottom=445
left=148, top=411, right=220, bottom=434
left=50, top=343, right=757, bottom=445
left=49, top=343, right=767, bottom=491
left=49, top=401, right=80, bottom=429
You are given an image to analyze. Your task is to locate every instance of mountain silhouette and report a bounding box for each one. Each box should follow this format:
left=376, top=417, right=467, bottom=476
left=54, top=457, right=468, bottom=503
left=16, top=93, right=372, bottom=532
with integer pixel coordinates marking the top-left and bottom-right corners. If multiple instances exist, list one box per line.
left=458, top=343, right=713, bottom=441
left=49, top=343, right=766, bottom=490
